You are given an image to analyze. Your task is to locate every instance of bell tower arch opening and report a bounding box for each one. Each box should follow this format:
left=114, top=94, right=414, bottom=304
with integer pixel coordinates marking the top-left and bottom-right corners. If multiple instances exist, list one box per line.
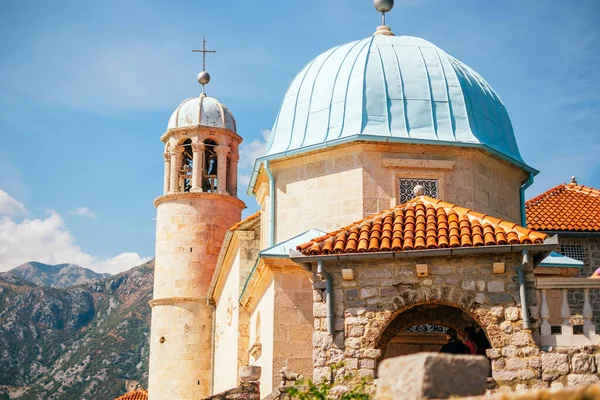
left=203, top=139, right=218, bottom=193
left=179, top=138, right=193, bottom=192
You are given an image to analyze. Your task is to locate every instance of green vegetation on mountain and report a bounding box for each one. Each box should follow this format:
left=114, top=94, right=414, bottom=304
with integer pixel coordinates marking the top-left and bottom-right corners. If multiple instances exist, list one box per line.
left=0, top=261, right=153, bottom=400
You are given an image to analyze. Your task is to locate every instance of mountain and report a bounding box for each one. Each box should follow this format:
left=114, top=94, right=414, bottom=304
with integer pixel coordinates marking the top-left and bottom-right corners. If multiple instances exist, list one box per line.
left=0, top=260, right=153, bottom=400
left=2, top=262, right=111, bottom=289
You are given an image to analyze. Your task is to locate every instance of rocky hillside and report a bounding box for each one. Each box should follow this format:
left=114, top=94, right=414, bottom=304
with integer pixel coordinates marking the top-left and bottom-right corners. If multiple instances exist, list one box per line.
left=2, top=262, right=110, bottom=289
left=0, top=260, right=153, bottom=400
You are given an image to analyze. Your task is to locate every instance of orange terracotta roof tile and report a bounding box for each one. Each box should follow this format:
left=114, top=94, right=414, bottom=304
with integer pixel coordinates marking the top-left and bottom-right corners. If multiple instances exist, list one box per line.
left=297, top=196, right=547, bottom=256
left=229, top=211, right=260, bottom=231
left=114, top=389, right=148, bottom=400
left=526, top=183, right=600, bottom=232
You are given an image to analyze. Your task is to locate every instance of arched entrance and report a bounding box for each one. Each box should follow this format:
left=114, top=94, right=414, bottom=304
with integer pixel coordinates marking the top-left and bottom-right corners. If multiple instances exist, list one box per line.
left=377, top=304, right=491, bottom=360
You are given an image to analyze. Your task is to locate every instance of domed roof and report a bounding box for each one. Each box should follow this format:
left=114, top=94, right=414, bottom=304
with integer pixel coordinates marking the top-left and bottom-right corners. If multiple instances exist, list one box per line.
left=265, top=35, right=526, bottom=166
left=167, top=93, right=236, bottom=133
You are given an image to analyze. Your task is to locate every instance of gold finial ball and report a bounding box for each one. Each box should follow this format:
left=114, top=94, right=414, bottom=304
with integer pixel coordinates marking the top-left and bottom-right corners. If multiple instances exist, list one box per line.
left=374, top=0, right=394, bottom=13
left=197, top=71, right=211, bottom=85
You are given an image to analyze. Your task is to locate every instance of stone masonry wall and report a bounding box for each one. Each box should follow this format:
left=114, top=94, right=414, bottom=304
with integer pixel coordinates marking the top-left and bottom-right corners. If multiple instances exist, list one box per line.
left=488, top=346, right=600, bottom=391
left=272, top=143, right=526, bottom=247
left=273, top=274, right=314, bottom=390
left=310, top=253, right=554, bottom=390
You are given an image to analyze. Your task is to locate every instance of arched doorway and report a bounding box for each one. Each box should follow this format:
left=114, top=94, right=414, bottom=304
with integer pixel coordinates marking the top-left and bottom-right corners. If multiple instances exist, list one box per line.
left=377, top=304, right=491, bottom=360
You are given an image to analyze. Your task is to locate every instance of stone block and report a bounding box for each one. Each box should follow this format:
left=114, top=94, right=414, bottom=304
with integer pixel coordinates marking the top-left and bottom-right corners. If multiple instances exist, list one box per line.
left=360, top=287, right=379, bottom=299
left=493, top=368, right=539, bottom=381
left=474, top=293, right=486, bottom=304
left=362, top=348, right=381, bottom=359
left=312, top=332, right=333, bottom=349
left=348, top=325, right=365, bottom=337
left=541, top=353, right=570, bottom=381
left=572, top=354, right=596, bottom=374
left=489, top=293, right=514, bottom=305
left=359, top=358, right=375, bottom=369
left=376, top=353, right=488, bottom=400
left=566, top=373, right=600, bottom=387
left=239, top=365, right=261, bottom=382
left=487, top=281, right=505, bottom=293
left=345, top=357, right=359, bottom=370
left=504, top=307, right=520, bottom=321
left=505, top=357, right=527, bottom=371
left=345, top=316, right=368, bottom=325
left=510, top=331, right=531, bottom=346
left=462, top=280, right=475, bottom=291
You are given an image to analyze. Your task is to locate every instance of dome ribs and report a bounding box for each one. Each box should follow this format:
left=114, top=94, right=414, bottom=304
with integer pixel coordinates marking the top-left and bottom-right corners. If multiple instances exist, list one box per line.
left=265, top=35, right=526, bottom=171
left=296, top=196, right=548, bottom=255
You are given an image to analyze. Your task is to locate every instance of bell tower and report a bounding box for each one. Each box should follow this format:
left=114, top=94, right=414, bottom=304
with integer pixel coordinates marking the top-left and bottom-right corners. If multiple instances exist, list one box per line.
left=148, top=44, right=245, bottom=399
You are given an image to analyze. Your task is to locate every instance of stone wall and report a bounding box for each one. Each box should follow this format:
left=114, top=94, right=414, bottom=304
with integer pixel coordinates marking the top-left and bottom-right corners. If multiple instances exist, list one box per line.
left=310, top=253, right=541, bottom=388
left=273, top=274, right=314, bottom=391
left=271, top=142, right=526, bottom=245
left=558, top=236, right=600, bottom=328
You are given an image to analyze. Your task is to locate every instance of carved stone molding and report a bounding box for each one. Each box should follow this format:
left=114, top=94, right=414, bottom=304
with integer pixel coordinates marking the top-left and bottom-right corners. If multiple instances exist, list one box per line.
left=148, top=297, right=204, bottom=307
left=161, top=125, right=242, bottom=144
left=215, top=145, right=231, bottom=155
left=192, top=142, right=206, bottom=152
left=154, top=191, right=246, bottom=207
left=383, top=158, right=455, bottom=170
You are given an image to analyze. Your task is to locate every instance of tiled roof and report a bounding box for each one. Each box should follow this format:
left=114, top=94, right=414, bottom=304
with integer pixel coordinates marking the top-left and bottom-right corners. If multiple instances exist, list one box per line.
left=526, top=183, right=600, bottom=232
left=297, top=196, right=547, bottom=255
left=114, top=389, right=148, bottom=400
left=229, top=211, right=260, bottom=231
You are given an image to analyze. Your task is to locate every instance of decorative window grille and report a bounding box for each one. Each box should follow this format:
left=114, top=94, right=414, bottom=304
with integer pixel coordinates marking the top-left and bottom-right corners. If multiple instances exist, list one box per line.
left=404, top=324, right=447, bottom=334
left=399, top=179, right=438, bottom=204
left=559, top=244, right=586, bottom=263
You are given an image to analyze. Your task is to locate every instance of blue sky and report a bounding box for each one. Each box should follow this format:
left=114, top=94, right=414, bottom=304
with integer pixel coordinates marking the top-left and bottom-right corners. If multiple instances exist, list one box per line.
left=0, top=0, right=598, bottom=272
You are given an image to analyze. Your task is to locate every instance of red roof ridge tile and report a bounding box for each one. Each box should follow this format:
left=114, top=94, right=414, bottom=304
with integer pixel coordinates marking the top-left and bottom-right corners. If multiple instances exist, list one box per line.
left=526, top=183, right=567, bottom=207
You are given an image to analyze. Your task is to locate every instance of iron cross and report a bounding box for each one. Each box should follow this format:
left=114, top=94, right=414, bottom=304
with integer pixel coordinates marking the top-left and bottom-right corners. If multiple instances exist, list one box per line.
left=192, top=37, right=216, bottom=71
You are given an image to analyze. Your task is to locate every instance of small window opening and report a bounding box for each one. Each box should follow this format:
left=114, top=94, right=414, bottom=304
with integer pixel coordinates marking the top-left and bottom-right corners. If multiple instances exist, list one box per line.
left=179, top=139, right=193, bottom=192
left=399, top=178, right=438, bottom=203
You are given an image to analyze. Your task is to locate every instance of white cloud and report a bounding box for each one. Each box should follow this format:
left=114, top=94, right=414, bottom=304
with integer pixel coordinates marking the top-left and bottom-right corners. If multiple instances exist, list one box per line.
left=70, top=207, right=97, bottom=218
left=239, top=129, right=270, bottom=170
left=236, top=129, right=271, bottom=192
left=0, top=190, right=27, bottom=217
left=0, top=192, right=149, bottom=274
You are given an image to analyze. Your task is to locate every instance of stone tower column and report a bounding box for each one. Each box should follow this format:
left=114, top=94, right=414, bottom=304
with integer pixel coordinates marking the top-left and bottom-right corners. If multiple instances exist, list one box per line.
left=149, top=64, right=244, bottom=399
left=149, top=192, right=244, bottom=399
left=215, top=145, right=230, bottom=195
left=163, top=152, right=171, bottom=194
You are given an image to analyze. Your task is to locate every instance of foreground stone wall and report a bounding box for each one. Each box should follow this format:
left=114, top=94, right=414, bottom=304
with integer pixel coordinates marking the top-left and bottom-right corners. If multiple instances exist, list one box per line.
left=375, top=352, right=600, bottom=400
left=311, top=253, right=539, bottom=387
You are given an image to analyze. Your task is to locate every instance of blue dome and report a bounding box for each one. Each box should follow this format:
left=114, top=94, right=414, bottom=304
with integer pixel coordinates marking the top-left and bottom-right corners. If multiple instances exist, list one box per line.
left=264, top=35, right=526, bottom=166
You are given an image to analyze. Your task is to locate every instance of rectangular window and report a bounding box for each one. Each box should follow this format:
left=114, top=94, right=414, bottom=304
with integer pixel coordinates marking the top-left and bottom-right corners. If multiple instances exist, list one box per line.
left=399, top=178, right=438, bottom=204
left=559, top=244, right=586, bottom=263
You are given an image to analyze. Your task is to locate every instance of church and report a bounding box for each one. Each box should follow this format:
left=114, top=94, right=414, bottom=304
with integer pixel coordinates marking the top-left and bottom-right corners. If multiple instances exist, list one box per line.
left=141, top=1, right=600, bottom=399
